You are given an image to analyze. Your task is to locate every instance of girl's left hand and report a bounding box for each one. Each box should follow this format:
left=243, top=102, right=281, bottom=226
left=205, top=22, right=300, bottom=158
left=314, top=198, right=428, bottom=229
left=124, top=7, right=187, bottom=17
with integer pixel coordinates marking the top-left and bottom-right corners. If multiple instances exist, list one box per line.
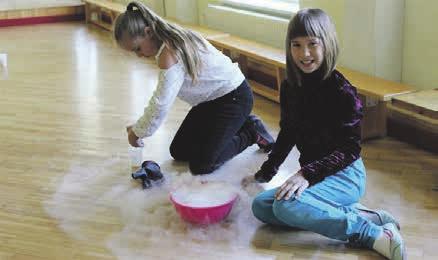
left=275, top=170, right=309, bottom=200
left=126, top=125, right=143, bottom=147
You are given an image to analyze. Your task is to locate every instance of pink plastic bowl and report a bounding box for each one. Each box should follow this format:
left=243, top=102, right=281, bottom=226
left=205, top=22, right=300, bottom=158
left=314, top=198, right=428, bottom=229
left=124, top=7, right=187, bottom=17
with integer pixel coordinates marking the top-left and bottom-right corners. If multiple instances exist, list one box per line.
left=170, top=193, right=238, bottom=225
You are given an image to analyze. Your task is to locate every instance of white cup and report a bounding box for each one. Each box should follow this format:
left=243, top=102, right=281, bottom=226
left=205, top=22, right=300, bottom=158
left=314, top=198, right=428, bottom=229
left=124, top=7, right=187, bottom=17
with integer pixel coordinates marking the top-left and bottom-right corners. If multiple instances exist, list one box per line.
left=129, top=146, right=143, bottom=171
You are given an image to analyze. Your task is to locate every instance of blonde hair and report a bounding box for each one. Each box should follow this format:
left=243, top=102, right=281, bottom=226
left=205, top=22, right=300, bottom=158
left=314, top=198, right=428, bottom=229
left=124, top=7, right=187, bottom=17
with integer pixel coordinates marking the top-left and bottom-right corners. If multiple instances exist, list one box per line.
left=285, top=8, right=339, bottom=86
left=114, top=1, right=206, bottom=81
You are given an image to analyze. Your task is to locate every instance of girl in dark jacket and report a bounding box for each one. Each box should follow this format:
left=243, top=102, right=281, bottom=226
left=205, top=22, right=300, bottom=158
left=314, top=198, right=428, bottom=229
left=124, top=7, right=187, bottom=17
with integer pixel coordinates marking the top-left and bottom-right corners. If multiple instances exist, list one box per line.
left=249, top=8, right=405, bottom=260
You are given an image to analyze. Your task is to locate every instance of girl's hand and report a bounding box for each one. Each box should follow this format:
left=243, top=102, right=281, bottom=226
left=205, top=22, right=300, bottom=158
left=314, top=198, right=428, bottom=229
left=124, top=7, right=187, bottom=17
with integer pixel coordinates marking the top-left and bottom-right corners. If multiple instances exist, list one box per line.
left=275, top=171, right=309, bottom=200
left=126, top=126, right=144, bottom=147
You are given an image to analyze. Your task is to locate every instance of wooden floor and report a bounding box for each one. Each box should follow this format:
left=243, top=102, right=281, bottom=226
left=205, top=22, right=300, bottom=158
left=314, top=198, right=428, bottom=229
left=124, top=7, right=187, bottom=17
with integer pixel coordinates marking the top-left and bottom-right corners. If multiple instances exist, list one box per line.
left=0, top=22, right=437, bottom=260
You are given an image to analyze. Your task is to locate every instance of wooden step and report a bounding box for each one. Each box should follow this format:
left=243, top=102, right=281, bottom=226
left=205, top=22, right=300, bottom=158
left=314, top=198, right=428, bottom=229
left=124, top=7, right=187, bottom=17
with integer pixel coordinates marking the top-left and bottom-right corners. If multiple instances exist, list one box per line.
left=391, top=88, right=438, bottom=120
left=387, top=89, right=438, bottom=152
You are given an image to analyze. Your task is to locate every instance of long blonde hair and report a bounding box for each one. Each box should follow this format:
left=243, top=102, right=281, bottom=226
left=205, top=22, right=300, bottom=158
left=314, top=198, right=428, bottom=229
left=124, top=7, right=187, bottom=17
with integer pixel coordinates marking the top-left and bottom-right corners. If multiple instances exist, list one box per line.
left=285, top=8, right=339, bottom=86
left=114, top=1, right=206, bottom=81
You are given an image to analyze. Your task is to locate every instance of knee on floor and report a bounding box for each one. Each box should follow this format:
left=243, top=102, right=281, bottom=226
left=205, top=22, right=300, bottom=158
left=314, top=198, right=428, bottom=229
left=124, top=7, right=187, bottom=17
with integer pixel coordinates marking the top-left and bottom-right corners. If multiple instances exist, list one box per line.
left=169, top=144, right=188, bottom=161
left=189, top=161, right=220, bottom=175
left=272, top=198, right=303, bottom=225
left=251, top=198, right=269, bottom=222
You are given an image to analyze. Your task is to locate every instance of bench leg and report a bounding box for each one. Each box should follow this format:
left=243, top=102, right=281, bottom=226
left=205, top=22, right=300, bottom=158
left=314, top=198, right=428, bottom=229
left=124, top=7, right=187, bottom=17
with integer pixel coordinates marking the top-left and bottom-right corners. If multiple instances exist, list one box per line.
left=85, top=3, right=90, bottom=23
left=360, top=95, right=387, bottom=140
left=238, top=55, right=248, bottom=76
left=276, top=67, right=285, bottom=91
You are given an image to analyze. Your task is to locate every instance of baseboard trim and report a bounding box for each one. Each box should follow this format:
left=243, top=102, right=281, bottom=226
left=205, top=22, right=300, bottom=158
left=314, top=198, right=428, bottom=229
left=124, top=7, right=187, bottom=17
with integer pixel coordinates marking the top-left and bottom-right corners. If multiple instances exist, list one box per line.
left=0, top=14, right=84, bottom=27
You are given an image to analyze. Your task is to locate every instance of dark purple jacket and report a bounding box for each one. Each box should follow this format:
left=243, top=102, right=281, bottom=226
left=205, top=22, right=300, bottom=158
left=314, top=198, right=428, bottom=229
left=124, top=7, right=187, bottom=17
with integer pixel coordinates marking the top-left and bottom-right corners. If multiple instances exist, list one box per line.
left=259, top=69, right=363, bottom=185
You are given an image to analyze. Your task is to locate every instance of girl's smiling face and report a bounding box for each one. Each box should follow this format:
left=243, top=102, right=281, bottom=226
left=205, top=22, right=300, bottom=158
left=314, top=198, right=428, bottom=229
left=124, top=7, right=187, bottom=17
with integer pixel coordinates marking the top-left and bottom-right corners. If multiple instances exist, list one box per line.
left=290, top=36, right=324, bottom=73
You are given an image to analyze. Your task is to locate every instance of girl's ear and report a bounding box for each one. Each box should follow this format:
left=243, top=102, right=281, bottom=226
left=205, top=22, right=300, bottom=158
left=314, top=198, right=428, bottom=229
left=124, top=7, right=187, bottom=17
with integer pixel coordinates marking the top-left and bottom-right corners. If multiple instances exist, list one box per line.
left=144, top=26, right=151, bottom=37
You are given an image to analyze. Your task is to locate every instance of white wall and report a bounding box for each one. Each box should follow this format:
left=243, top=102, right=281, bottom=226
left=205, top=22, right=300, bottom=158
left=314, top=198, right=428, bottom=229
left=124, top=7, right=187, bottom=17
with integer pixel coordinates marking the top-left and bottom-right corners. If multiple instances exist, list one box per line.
left=340, top=0, right=377, bottom=76
left=375, top=0, right=404, bottom=81
left=203, top=5, right=289, bottom=49
left=164, top=0, right=198, bottom=24
left=197, top=0, right=219, bottom=25
left=403, top=0, right=438, bottom=90
left=302, top=0, right=404, bottom=82
left=112, top=0, right=165, bottom=16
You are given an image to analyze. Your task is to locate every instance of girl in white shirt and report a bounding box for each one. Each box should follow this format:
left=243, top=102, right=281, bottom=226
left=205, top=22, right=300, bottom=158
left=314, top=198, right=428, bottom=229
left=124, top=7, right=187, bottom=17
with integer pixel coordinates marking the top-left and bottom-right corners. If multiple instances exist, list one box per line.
left=114, top=1, right=274, bottom=175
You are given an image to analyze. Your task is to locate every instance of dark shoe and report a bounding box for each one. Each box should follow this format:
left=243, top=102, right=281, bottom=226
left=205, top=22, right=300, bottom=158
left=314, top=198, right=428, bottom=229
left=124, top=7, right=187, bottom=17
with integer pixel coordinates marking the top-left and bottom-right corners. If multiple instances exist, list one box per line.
left=246, top=115, right=274, bottom=152
left=132, top=160, right=164, bottom=189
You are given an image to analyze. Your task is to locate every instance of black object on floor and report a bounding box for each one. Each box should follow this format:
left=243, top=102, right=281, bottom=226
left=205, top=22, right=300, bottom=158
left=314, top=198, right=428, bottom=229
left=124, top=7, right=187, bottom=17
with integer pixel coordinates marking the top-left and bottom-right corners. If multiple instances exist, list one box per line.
left=131, top=160, right=164, bottom=189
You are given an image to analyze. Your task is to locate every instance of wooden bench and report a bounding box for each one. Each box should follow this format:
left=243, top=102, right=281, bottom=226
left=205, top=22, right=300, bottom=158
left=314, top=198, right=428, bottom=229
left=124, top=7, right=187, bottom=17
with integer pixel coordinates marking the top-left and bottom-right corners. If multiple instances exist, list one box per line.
left=209, top=35, right=286, bottom=103
left=208, top=35, right=414, bottom=140
left=337, top=67, right=413, bottom=139
left=387, top=88, right=438, bottom=152
left=83, top=0, right=124, bottom=31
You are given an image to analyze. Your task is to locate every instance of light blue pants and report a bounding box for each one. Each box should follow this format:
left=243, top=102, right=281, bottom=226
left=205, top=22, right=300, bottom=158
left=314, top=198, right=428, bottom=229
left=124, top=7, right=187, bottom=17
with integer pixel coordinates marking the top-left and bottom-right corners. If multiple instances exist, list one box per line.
left=252, top=158, right=382, bottom=248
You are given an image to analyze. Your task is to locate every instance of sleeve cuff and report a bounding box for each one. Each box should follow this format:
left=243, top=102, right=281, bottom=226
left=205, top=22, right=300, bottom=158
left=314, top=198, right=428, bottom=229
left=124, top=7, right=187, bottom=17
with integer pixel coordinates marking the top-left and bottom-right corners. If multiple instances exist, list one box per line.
left=132, top=123, right=146, bottom=139
left=254, top=161, right=278, bottom=182
left=300, top=166, right=323, bottom=186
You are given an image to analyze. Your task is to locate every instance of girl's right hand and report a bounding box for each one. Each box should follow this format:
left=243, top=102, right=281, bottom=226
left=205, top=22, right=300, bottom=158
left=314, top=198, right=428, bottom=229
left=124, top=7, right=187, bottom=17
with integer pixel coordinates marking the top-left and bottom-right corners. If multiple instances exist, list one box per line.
left=126, top=126, right=144, bottom=147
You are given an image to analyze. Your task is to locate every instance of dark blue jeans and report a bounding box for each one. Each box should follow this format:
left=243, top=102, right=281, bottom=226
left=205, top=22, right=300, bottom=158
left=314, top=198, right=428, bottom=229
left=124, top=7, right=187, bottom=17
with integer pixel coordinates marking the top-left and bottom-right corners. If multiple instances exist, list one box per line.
left=170, top=80, right=254, bottom=175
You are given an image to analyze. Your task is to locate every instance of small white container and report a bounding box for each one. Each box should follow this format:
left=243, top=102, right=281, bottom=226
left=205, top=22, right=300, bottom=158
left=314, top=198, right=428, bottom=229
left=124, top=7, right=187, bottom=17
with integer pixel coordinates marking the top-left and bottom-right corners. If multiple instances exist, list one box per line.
left=129, top=145, right=143, bottom=172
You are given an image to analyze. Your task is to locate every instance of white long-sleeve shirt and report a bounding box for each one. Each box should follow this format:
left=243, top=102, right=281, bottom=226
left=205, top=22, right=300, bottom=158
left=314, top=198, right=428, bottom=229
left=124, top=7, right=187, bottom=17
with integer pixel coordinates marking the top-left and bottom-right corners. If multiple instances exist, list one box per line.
left=132, top=40, right=245, bottom=138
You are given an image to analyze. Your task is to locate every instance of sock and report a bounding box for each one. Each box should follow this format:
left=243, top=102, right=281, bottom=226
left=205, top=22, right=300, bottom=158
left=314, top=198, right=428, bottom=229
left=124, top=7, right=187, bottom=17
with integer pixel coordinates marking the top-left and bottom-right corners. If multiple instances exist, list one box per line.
left=243, top=123, right=257, bottom=144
